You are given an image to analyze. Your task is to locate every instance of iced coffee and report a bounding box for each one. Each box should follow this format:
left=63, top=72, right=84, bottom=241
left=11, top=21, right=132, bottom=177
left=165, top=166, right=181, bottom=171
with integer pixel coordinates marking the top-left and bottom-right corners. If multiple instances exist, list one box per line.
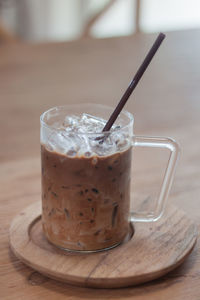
left=41, top=105, right=133, bottom=251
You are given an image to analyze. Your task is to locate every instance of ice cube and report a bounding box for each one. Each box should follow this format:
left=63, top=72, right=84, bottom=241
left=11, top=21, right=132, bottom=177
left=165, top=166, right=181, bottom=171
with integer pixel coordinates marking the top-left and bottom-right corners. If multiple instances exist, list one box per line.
left=116, top=137, right=130, bottom=151
left=46, top=131, right=80, bottom=154
left=78, top=114, right=106, bottom=133
left=112, top=125, right=121, bottom=132
left=45, top=113, right=130, bottom=156
left=51, top=121, right=65, bottom=130
left=89, top=135, right=117, bottom=156
left=77, top=134, right=92, bottom=156
left=84, top=151, right=92, bottom=157
left=81, top=113, right=106, bottom=126
left=112, top=131, right=130, bottom=151
left=63, top=115, right=80, bottom=130
left=66, top=149, right=77, bottom=157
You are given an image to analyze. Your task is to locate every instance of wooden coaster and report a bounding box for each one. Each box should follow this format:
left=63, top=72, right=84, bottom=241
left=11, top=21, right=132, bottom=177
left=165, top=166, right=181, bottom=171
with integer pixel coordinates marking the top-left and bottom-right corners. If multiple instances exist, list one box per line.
left=10, top=201, right=197, bottom=288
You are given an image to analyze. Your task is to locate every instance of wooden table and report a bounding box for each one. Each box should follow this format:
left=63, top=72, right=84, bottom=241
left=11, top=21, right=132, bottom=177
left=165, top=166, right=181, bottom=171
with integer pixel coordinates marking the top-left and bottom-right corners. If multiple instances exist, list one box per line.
left=1, top=29, right=200, bottom=299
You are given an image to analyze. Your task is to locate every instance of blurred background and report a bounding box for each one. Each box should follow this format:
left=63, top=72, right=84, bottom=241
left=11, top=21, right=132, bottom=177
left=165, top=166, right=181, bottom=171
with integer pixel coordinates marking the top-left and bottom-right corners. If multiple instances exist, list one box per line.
left=1, top=0, right=200, bottom=42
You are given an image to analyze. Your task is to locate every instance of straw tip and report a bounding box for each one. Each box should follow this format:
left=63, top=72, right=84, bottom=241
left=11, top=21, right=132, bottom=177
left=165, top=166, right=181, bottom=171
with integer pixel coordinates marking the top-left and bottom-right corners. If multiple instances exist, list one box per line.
left=159, top=32, right=166, bottom=39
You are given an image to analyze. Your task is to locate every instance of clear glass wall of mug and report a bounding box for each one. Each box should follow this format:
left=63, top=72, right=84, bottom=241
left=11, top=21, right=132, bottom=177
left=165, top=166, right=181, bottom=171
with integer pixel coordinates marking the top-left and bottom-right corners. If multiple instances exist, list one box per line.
left=40, top=104, right=179, bottom=252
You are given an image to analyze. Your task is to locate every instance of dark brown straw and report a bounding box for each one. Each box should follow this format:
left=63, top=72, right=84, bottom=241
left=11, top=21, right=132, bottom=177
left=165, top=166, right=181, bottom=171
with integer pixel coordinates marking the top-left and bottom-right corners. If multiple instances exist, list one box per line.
left=103, top=32, right=166, bottom=132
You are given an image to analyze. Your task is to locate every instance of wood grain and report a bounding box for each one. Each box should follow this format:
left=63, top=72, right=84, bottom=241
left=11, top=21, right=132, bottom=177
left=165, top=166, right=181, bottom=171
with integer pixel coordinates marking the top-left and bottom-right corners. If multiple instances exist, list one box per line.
left=10, top=201, right=197, bottom=288
left=1, top=29, right=200, bottom=299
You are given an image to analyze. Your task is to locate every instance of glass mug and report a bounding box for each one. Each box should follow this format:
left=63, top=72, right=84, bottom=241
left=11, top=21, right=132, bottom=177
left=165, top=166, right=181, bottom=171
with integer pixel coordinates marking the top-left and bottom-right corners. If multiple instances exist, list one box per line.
left=40, top=104, right=179, bottom=252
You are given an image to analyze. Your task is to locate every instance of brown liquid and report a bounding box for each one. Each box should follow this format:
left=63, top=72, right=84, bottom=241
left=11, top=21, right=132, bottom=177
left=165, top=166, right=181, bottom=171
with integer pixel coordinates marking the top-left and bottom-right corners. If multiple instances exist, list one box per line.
left=41, top=144, right=132, bottom=251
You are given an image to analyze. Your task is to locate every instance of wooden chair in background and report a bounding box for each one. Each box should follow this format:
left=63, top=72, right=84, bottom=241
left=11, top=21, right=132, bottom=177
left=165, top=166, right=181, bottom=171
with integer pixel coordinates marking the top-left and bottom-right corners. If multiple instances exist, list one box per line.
left=82, top=0, right=141, bottom=38
left=0, top=0, right=141, bottom=42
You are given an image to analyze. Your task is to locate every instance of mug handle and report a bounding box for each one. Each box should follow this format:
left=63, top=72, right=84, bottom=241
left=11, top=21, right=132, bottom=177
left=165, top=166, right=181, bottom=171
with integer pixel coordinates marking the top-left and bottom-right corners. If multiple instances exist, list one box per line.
left=130, top=136, right=180, bottom=222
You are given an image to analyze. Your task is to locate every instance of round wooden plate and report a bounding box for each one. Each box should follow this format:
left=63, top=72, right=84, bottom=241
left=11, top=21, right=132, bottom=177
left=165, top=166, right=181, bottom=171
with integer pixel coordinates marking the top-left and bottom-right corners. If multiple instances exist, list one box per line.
left=10, top=201, right=197, bottom=288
